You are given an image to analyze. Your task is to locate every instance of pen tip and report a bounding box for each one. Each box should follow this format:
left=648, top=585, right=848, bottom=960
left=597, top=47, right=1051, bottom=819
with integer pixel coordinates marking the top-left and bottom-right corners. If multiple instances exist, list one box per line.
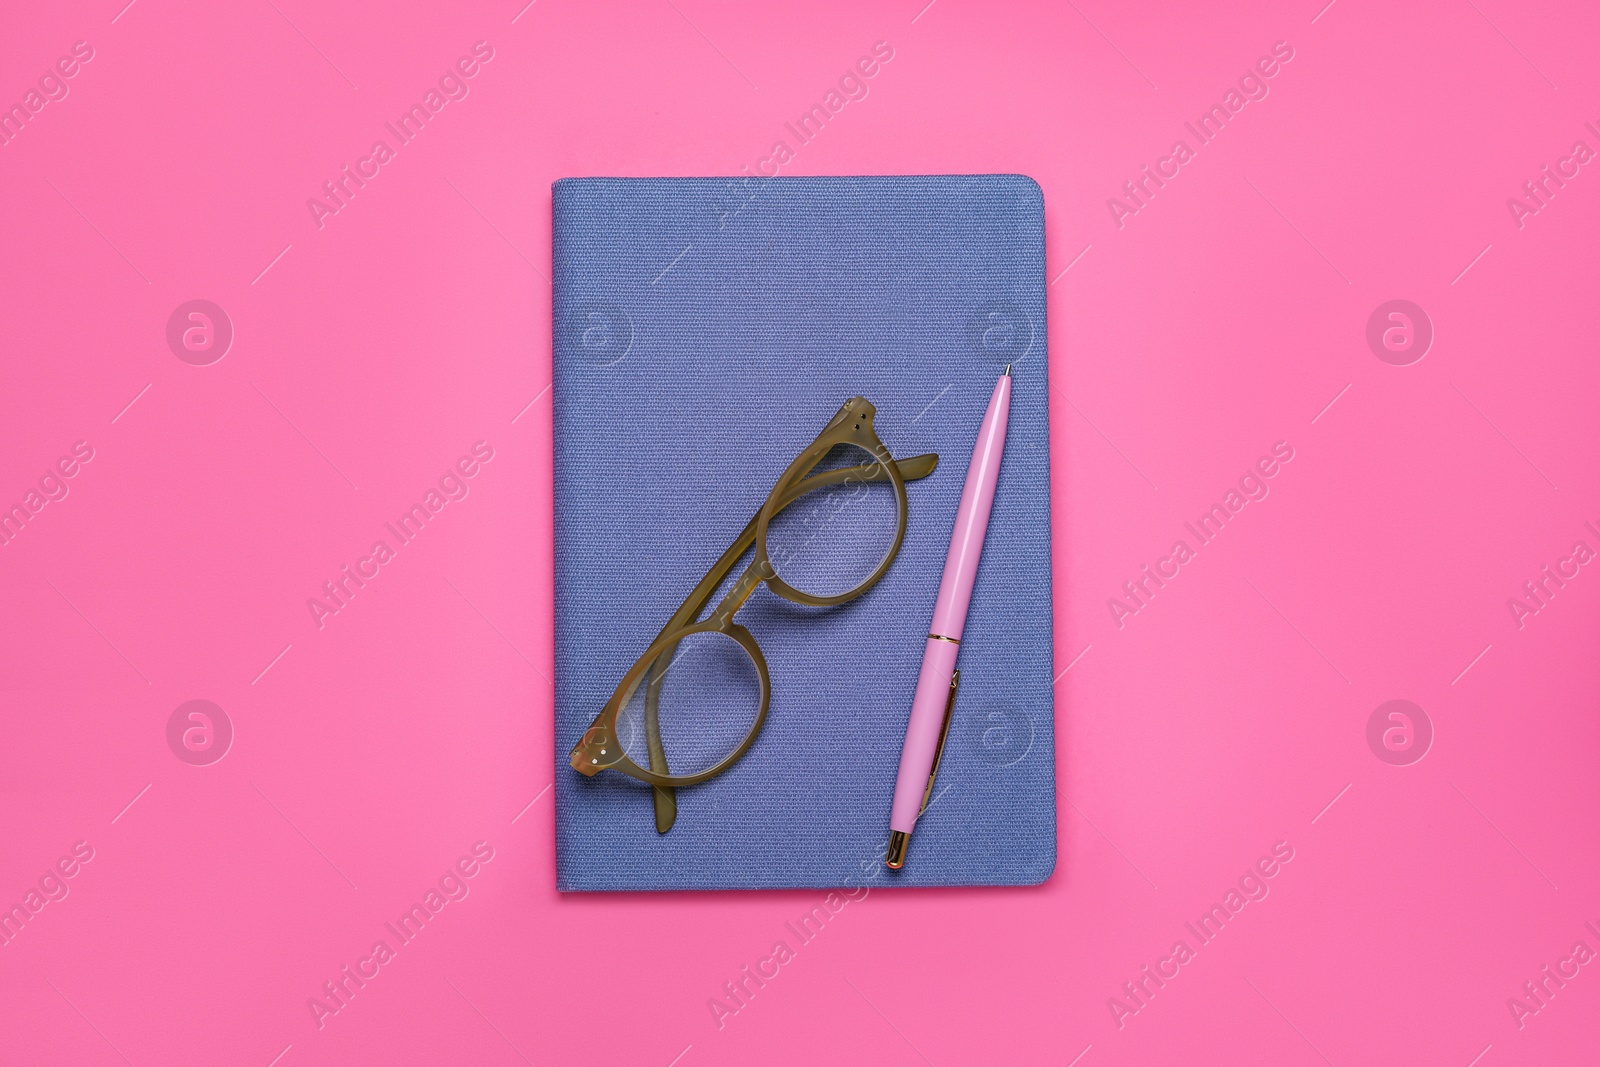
left=1003, top=364, right=1012, bottom=377
left=886, top=830, right=910, bottom=869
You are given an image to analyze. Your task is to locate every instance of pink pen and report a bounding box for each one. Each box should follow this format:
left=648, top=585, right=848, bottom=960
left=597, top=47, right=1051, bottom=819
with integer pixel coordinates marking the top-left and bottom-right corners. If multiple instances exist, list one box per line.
left=886, top=365, right=1013, bottom=870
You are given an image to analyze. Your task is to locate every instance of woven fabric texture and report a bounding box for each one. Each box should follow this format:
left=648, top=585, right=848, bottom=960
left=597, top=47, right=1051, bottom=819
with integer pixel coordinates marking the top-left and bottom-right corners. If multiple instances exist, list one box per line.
left=553, top=175, right=1055, bottom=891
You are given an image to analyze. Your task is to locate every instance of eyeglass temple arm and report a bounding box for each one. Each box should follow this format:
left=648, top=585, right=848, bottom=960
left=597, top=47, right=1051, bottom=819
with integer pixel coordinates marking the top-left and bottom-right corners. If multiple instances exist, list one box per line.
left=640, top=451, right=939, bottom=832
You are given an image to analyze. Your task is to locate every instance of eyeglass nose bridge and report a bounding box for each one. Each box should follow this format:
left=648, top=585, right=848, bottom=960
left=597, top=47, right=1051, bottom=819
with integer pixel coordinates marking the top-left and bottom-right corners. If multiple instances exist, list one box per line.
left=708, top=556, right=777, bottom=625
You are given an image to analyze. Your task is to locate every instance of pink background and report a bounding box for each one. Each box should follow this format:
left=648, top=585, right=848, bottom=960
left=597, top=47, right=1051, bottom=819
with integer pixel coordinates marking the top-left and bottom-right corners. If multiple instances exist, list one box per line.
left=3, top=0, right=1598, bottom=1063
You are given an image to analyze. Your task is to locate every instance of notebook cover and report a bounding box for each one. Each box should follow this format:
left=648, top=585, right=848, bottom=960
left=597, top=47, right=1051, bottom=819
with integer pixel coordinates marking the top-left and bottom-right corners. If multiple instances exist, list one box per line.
left=551, top=175, right=1054, bottom=891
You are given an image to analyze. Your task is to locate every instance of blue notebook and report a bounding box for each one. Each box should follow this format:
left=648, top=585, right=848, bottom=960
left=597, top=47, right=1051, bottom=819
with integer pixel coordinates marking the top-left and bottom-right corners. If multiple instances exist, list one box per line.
left=552, top=175, right=1055, bottom=891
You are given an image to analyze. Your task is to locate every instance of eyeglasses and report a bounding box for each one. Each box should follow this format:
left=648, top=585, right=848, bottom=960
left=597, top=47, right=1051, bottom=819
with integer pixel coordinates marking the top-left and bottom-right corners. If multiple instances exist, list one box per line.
left=569, top=397, right=938, bottom=833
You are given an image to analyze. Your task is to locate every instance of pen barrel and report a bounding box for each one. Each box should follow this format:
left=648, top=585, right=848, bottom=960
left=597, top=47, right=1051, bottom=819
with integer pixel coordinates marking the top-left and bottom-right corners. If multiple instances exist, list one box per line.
left=890, top=637, right=962, bottom=832
left=928, top=374, right=1011, bottom=640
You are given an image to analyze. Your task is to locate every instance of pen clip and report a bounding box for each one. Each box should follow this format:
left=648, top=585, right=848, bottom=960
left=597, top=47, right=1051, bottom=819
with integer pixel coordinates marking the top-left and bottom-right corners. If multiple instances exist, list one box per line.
left=919, top=669, right=959, bottom=816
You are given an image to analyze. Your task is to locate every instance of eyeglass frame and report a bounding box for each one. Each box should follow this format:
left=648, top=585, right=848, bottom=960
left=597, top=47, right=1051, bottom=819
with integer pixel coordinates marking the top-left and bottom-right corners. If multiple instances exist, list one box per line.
left=568, top=396, right=938, bottom=831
